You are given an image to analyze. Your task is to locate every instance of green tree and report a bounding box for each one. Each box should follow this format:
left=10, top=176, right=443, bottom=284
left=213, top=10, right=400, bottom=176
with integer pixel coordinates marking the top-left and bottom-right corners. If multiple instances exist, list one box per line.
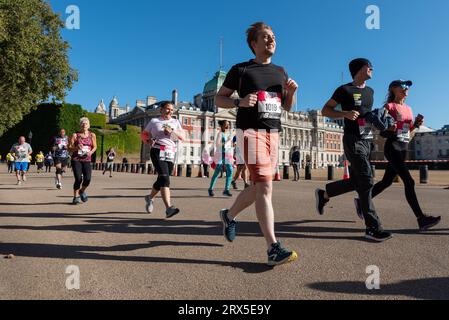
left=0, top=0, right=78, bottom=136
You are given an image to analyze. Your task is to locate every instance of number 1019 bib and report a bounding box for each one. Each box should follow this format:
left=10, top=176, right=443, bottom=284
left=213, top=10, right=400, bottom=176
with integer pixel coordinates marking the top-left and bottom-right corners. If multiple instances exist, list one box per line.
left=159, top=145, right=176, bottom=163
left=257, top=91, right=282, bottom=120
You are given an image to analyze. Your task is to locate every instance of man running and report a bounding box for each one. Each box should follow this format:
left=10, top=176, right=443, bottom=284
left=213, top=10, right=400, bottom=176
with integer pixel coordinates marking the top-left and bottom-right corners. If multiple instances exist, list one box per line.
left=103, top=147, right=116, bottom=178
left=10, top=136, right=33, bottom=185
left=215, top=22, right=298, bottom=266
left=52, top=129, right=70, bottom=189
left=315, top=58, right=392, bottom=242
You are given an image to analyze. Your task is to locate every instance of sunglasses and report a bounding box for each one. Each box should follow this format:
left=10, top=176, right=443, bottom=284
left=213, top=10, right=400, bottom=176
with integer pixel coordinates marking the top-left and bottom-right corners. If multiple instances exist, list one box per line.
left=400, top=84, right=410, bottom=90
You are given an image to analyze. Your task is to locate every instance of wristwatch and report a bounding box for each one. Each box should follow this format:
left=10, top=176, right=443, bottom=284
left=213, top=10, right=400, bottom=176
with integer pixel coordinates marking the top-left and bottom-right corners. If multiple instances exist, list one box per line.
left=233, top=99, right=241, bottom=108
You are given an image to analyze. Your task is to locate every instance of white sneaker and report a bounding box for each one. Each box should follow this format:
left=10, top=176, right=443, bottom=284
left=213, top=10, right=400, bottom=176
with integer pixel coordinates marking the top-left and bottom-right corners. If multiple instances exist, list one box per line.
left=56, top=183, right=62, bottom=190
left=145, top=195, right=154, bottom=214
left=17, top=181, right=22, bottom=186
left=22, top=174, right=27, bottom=182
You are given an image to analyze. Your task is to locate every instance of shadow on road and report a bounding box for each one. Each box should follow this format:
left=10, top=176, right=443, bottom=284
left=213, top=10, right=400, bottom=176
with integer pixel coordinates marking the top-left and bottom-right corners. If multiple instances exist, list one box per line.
left=1, top=215, right=448, bottom=240
left=308, top=278, right=449, bottom=300
left=0, top=241, right=274, bottom=274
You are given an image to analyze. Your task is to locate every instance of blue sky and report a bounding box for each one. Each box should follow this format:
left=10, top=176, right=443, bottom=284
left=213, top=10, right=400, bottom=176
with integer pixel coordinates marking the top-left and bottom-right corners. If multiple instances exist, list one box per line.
left=50, top=0, right=449, bottom=129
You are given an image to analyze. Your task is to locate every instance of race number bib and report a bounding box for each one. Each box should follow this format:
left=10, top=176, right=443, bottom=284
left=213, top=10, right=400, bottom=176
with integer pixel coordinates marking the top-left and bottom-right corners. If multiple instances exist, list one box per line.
left=16, top=146, right=27, bottom=160
left=396, top=121, right=411, bottom=143
left=358, top=119, right=374, bottom=140
left=56, top=138, right=68, bottom=150
left=257, top=91, right=282, bottom=120
left=159, top=145, right=176, bottom=163
left=78, top=146, right=91, bottom=156
left=108, top=155, right=115, bottom=161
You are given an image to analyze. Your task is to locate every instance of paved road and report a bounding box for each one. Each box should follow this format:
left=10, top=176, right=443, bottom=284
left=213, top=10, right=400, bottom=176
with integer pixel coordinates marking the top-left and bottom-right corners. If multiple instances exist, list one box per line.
left=1, top=167, right=448, bottom=300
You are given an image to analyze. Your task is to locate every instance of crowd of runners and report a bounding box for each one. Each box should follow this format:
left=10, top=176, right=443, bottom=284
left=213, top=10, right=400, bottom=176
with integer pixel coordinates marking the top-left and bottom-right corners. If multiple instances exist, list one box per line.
left=3, top=22, right=444, bottom=267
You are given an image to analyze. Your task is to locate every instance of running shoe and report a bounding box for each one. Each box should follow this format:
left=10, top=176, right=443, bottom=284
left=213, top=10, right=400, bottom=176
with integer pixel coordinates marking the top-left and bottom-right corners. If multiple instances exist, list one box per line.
left=365, top=229, right=393, bottom=242
left=21, top=174, right=27, bottom=182
left=418, top=215, right=442, bottom=231
left=244, top=183, right=251, bottom=189
left=79, top=192, right=88, bottom=203
left=16, top=181, right=22, bottom=186
left=219, top=209, right=236, bottom=242
left=144, top=195, right=154, bottom=214
left=315, top=189, right=329, bottom=215
left=354, top=198, right=364, bottom=220
left=208, top=189, right=215, bottom=197
left=231, top=181, right=238, bottom=190
left=166, top=206, right=180, bottom=219
left=56, top=183, right=62, bottom=190
left=223, top=190, right=233, bottom=197
left=72, top=197, right=81, bottom=205
left=267, top=242, right=298, bottom=267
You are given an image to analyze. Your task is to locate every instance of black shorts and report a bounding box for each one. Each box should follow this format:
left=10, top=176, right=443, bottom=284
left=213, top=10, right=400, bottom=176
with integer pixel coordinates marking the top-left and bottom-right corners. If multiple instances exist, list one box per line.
left=54, top=157, right=69, bottom=167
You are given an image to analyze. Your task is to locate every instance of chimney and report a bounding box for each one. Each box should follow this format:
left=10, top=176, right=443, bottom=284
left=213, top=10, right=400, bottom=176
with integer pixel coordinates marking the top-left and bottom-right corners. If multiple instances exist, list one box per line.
left=172, top=90, right=178, bottom=106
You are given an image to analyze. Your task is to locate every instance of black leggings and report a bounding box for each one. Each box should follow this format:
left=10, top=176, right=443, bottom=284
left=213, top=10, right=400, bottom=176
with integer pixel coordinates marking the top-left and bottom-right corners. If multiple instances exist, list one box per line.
left=372, top=139, right=424, bottom=218
left=150, top=148, right=174, bottom=191
left=71, top=160, right=92, bottom=191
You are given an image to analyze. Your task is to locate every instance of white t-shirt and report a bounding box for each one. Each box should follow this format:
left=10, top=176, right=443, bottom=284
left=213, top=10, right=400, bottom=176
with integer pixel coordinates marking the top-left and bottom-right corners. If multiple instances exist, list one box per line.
left=144, top=117, right=182, bottom=148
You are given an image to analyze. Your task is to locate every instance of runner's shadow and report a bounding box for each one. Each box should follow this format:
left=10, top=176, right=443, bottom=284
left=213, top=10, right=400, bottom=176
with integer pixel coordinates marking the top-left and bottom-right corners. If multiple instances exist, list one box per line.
left=0, top=202, right=71, bottom=206
left=0, top=242, right=273, bottom=274
left=308, top=278, right=449, bottom=299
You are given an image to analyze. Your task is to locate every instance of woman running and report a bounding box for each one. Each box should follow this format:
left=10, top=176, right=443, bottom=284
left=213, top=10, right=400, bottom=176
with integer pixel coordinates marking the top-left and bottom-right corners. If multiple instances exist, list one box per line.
left=208, top=120, right=234, bottom=197
left=69, top=117, right=97, bottom=205
left=141, top=101, right=185, bottom=218
left=355, top=80, right=441, bottom=231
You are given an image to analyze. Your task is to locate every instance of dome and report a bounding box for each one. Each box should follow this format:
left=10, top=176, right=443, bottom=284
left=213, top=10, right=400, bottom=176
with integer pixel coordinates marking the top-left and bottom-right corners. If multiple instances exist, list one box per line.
left=95, top=99, right=106, bottom=114
left=109, top=96, right=119, bottom=108
left=203, top=71, right=227, bottom=94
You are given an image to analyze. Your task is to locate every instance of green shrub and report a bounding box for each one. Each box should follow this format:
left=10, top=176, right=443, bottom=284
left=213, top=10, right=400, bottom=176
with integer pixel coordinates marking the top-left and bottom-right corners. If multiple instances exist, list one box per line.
left=85, top=112, right=106, bottom=129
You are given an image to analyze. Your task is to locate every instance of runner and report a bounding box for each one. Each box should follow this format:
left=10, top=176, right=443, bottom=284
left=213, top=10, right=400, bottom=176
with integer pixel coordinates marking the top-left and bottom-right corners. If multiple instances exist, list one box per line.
left=208, top=120, right=234, bottom=197
left=68, top=118, right=97, bottom=205
left=6, top=151, right=15, bottom=173
left=314, top=58, right=393, bottom=242
left=103, top=147, right=116, bottom=178
left=35, top=151, right=45, bottom=173
left=291, top=146, right=301, bottom=181
left=231, top=135, right=250, bottom=190
left=52, top=129, right=70, bottom=189
left=353, top=80, right=441, bottom=230
left=215, top=22, right=298, bottom=266
left=45, top=151, right=54, bottom=173
left=10, top=136, right=33, bottom=185
left=141, top=101, right=185, bottom=218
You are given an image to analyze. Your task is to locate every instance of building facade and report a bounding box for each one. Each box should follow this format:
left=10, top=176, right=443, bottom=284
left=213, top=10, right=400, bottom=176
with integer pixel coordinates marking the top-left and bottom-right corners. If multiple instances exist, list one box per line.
left=413, top=125, right=449, bottom=160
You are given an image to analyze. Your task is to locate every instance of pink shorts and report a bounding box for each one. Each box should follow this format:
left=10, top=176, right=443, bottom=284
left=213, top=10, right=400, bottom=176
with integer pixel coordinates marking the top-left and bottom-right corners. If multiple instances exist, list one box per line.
left=242, top=130, right=279, bottom=183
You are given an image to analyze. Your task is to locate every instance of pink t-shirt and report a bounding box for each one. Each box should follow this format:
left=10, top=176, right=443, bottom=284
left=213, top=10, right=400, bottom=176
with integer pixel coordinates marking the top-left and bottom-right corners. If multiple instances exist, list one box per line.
left=144, top=117, right=182, bottom=148
left=385, top=102, right=415, bottom=142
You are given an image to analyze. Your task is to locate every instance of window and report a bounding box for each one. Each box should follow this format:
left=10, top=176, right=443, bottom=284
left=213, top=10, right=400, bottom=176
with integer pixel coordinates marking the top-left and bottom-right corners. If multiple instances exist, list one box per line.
left=183, top=147, right=187, bottom=156
left=190, top=147, right=194, bottom=157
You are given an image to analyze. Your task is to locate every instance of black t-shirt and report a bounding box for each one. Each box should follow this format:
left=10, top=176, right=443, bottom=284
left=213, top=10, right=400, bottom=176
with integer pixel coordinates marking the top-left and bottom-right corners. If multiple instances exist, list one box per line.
left=222, top=60, right=288, bottom=131
left=291, top=151, right=300, bottom=163
left=106, top=151, right=115, bottom=163
left=331, top=82, right=374, bottom=138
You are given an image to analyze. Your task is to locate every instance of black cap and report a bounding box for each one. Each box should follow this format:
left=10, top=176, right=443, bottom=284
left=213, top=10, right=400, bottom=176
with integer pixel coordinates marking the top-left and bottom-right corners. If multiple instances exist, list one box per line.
left=389, top=80, right=413, bottom=89
left=349, top=58, right=373, bottom=78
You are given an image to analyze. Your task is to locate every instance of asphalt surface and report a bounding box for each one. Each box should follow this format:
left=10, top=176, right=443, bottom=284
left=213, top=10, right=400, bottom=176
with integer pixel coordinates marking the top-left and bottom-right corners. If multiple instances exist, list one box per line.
left=1, top=166, right=448, bottom=300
